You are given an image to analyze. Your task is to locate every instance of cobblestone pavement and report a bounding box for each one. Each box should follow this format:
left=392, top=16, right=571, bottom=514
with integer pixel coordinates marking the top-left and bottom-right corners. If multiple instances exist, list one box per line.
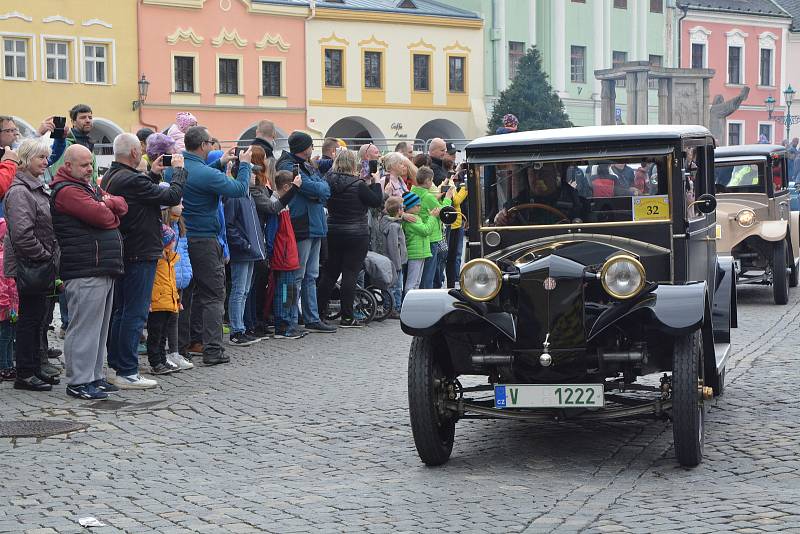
left=0, top=284, right=798, bottom=533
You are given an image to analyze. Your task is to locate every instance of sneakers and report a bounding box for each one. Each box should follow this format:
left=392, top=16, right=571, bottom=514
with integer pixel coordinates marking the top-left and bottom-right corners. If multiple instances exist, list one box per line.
left=110, top=373, right=158, bottom=389
left=339, top=317, right=365, bottom=328
left=137, top=343, right=147, bottom=355
left=305, top=321, right=337, bottom=333
left=166, top=352, right=194, bottom=370
left=0, top=368, right=16, bottom=381
left=66, top=383, right=108, bottom=400
left=274, top=329, right=308, bottom=340
left=244, top=328, right=266, bottom=342
left=151, top=362, right=179, bottom=375
left=186, top=342, right=204, bottom=356
left=47, top=347, right=63, bottom=359
left=202, top=353, right=230, bottom=366
left=92, top=378, right=119, bottom=392
left=228, top=332, right=258, bottom=346
left=14, top=375, right=52, bottom=392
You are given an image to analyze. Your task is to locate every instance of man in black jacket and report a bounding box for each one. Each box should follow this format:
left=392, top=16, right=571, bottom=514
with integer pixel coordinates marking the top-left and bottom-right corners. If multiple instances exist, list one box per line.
left=427, top=138, right=448, bottom=186
left=251, top=119, right=276, bottom=159
left=100, top=133, right=185, bottom=389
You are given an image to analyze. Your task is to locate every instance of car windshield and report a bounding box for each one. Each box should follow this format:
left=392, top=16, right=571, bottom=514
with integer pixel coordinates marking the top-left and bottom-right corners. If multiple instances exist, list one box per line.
left=714, top=163, right=764, bottom=194
left=480, top=156, right=669, bottom=227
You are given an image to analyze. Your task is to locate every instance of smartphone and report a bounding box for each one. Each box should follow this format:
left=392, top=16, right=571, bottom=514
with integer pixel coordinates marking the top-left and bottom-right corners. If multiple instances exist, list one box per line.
left=368, top=159, right=378, bottom=174
left=52, top=116, right=66, bottom=140
left=162, top=154, right=172, bottom=166
left=440, top=185, right=452, bottom=194
left=293, top=163, right=301, bottom=177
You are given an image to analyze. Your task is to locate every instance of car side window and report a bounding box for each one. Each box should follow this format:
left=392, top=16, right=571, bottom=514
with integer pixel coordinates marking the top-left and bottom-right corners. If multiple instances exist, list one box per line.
left=772, top=157, right=786, bottom=193
left=683, top=147, right=701, bottom=219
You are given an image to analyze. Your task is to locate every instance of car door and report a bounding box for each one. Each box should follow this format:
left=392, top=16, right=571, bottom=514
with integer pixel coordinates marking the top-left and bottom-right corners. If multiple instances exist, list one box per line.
left=681, top=140, right=716, bottom=286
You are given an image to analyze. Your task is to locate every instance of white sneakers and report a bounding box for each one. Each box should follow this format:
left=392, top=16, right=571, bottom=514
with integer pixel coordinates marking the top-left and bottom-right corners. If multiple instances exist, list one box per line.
left=166, top=352, right=194, bottom=370
left=110, top=373, right=158, bottom=389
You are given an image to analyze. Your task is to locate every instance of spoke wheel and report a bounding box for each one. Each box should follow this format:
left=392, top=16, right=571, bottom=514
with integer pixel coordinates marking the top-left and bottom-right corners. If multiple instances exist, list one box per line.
left=353, top=287, right=377, bottom=324
left=773, top=240, right=789, bottom=305
left=672, top=330, right=705, bottom=467
left=408, top=336, right=456, bottom=466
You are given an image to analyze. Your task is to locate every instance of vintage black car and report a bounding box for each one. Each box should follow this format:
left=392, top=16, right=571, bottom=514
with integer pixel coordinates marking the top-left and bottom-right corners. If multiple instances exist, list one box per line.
left=401, top=125, right=735, bottom=468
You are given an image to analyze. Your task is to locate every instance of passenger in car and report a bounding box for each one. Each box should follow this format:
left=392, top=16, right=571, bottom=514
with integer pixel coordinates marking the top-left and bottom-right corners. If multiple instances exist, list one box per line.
left=494, top=163, right=587, bottom=225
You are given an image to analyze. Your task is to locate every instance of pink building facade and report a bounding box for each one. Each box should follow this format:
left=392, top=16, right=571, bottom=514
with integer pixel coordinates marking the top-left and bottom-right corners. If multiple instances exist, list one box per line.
left=137, top=0, right=307, bottom=144
left=681, top=5, right=792, bottom=145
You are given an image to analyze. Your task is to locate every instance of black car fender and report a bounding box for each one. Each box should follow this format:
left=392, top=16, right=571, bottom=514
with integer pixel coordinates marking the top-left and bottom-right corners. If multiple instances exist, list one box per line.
left=587, top=282, right=708, bottom=341
left=400, top=289, right=516, bottom=341
left=712, top=256, right=736, bottom=342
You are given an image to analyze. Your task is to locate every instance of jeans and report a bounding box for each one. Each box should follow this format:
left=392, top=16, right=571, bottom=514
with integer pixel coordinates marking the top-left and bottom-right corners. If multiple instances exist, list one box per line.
left=295, top=238, right=322, bottom=324
left=16, top=292, right=47, bottom=379
left=244, top=260, right=268, bottom=330
left=273, top=270, right=298, bottom=335
left=188, top=237, right=226, bottom=358
left=318, top=234, right=369, bottom=320
left=405, top=259, right=425, bottom=294
left=228, top=261, right=255, bottom=334
left=107, top=261, right=158, bottom=377
left=421, top=240, right=446, bottom=289
left=0, top=320, right=15, bottom=369
left=390, top=268, right=403, bottom=311
left=446, top=227, right=465, bottom=289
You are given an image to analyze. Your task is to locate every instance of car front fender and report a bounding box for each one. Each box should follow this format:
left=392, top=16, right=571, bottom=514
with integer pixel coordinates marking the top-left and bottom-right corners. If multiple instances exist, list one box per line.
left=400, top=289, right=516, bottom=341
left=759, top=220, right=789, bottom=242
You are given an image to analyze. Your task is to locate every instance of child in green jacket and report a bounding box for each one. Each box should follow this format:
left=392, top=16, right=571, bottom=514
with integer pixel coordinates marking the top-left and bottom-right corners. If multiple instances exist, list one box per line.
left=402, top=191, right=440, bottom=293
left=410, top=166, right=455, bottom=289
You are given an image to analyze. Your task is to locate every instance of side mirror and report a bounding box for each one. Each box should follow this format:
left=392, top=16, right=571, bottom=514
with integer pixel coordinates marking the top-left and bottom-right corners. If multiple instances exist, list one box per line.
left=692, top=193, right=717, bottom=214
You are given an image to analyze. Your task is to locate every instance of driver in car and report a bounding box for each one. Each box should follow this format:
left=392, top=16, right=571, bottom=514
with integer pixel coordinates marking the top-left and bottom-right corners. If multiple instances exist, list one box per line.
left=494, top=163, right=588, bottom=226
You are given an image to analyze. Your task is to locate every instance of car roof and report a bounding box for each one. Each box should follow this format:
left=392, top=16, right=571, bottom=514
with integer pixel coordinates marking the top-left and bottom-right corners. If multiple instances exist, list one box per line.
left=714, top=144, right=786, bottom=158
left=466, top=125, right=711, bottom=151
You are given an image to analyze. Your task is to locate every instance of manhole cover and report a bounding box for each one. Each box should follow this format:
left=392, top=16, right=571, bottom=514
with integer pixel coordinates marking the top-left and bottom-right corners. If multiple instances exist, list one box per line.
left=0, top=420, right=88, bottom=438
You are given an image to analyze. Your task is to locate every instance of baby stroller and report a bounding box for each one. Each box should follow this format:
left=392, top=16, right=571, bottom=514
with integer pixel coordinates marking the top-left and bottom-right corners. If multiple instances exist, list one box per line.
left=322, top=252, right=395, bottom=323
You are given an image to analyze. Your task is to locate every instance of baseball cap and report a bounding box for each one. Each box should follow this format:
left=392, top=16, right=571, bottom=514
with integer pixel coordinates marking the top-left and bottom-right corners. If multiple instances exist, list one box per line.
left=446, top=142, right=459, bottom=155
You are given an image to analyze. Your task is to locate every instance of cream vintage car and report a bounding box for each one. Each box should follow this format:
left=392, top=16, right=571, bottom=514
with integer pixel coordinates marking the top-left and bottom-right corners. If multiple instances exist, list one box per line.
left=714, top=144, right=800, bottom=304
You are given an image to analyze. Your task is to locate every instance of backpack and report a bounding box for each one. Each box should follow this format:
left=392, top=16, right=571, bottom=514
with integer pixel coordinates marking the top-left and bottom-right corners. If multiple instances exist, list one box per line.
left=271, top=209, right=299, bottom=271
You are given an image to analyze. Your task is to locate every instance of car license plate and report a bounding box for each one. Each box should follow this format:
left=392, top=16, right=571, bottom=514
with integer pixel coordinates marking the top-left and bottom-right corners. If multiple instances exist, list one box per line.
left=494, top=384, right=604, bottom=408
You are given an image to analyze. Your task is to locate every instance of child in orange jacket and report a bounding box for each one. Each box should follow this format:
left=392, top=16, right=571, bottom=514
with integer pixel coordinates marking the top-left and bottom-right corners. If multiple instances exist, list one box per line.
left=146, top=224, right=181, bottom=375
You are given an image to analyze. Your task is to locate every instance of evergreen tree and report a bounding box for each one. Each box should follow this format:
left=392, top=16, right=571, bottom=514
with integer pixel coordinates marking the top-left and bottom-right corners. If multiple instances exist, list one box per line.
left=488, top=46, right=573, bottom=134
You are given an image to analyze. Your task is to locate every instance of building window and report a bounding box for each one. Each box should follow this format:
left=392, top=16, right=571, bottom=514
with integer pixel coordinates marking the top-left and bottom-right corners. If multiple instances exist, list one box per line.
left=3, top=38, right=27, bottom=79
left=728, top=46, right=741, bottom=84
left=364, top=51, right=382, bottom=89
left=570, top=46, right=585, bottom=83
left=448, top=55, right=465, bottom=93
left=45, top=40, right=69, bottom=81
left=648, top=54, right=662, bottom=89
left=84, top=43, right=107, bottom=84
left=324, top=48, right=343, bottom=88
left=614, top=0, right=627, bottom=8
left=613, top=50, right=627, bottom=87
left=261, top=60, right=281, bottom=97
left=728, top=123, right=741, bottom=146
left=760, top=48, right=773, bottom=86
left=508, top=41, right=525, bottom=80
left=759, top=123, right=773, bottom=144
left=413, top=53, right=430, bottom=91
left=691, top=43, right=705, bottom=69
left=650, top=0, right=663, bottom=13
left=174, top=56, right=194, bottom=93
left=218, top=58, right=238, bottom=95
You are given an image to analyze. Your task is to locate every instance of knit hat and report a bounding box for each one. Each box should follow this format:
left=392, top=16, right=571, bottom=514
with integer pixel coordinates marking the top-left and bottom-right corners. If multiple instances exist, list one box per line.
left=161, top=223, right=176, bottom=248
left=176, top=112, right=198, bottom=133
left=402, top=191, right=421, bottom=211
left=288, top=131, right=313, bottom=154
left=502, top=114, right=519, bottom=128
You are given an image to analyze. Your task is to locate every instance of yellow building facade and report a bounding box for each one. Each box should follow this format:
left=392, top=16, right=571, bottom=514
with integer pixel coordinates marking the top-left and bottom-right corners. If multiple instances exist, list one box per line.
left=305, top=3, right=485, bottom=148
left=0, top=1, right=138, bottom=143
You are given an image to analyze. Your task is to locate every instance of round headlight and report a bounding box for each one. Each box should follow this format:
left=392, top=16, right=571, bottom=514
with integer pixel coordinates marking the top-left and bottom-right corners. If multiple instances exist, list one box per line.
left=600, top=255, right=646, bottom=300
left=460, top=259, right=502, bottom=301
left=737, top=208, right=756, bottom=228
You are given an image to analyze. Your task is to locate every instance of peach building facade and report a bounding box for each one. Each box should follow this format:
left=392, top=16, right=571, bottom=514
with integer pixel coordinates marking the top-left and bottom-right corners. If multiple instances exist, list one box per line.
left=137, top=0, right=307, bottom=145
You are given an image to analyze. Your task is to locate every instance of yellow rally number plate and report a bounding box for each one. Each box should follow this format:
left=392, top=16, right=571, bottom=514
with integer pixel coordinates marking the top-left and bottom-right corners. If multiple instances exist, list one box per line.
left=632, top=195, right=669, bottom=221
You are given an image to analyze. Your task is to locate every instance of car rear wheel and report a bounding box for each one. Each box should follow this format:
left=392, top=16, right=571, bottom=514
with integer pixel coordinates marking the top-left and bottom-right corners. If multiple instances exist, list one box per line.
left=408, top=335, right=456, bottom=466
left=672, top=330, right=705, bottom=467
left=773, top=240, right=789, bottom=305
left=790, top=246, right=798, bottom=288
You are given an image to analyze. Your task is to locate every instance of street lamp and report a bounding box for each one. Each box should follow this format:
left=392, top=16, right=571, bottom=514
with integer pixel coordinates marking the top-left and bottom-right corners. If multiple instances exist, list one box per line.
left=785, top=85, right=796, bottom=140
left=132, top=74, right=150, bottom=111
left=765, top=95, right=776, bottom=119
left=767, top=86, right=800, bottom=140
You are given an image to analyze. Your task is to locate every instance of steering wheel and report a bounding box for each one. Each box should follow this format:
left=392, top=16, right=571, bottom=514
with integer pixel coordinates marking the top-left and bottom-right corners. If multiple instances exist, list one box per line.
left=507, top=203, right=570, bottom=224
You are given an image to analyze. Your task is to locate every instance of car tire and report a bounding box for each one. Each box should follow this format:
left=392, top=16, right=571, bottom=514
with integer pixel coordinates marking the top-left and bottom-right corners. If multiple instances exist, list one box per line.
left=730, top=272, right=738, bottom=329
left=408, top=335, right=456, bottom=466
left=773, top=240, right=789, bottom=305
left=790, top=246, right=798, bottom=288
left=672, top=329, right=705, bottom=468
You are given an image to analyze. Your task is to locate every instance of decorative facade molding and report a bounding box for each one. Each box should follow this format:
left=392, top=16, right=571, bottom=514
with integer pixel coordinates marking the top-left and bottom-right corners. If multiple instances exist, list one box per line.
left=219, top=0, right=232, bottom=11
left=0, top=11, right=32, bottom=22
left=166, top=27, right=204, bottom=46
left=42, top=15, right=75, bottom=25
left=759, top=31, right=778, bottom=49
left=255, top=33, right=290, bottom=52
left=357, top=35, right=388, bottom=49
left=443, top=41, right=471, bottom=53
left=142, top=0, right=206, bottom=8
left=211, top=28, right=248, bottom=48
left=406, top=38, right=435, bottom=51
left=725, top=29, right=749, bottom=46
left=82, top=18, right=113, bottom=29
left=318, top=33, right=350, bottom=46
left=688, top=26, right=711, bottom=44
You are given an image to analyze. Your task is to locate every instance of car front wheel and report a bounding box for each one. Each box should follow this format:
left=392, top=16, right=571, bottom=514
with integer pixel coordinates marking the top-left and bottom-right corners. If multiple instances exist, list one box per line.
left=773, top=240, right=789, bottom=305
left=672, top=330, right=705, bottom=467
left=408, top=335, right=456, bottom=466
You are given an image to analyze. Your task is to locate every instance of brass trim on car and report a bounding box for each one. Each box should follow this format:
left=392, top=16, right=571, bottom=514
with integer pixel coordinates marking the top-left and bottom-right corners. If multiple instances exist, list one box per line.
left=459, top=258, right=503, bottom=302
left=599, top=255, right=646, bottom=300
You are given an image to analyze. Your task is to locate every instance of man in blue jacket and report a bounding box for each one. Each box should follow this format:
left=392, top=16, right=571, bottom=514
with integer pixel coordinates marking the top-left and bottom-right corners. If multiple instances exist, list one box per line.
left=276, top=131, right=335, bottom=333
left=182, top=126, right=252, bottom=365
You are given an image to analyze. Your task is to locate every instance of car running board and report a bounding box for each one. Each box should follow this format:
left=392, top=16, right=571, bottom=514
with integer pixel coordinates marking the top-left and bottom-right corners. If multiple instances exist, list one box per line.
left=714, top=343, right=731, bottom=373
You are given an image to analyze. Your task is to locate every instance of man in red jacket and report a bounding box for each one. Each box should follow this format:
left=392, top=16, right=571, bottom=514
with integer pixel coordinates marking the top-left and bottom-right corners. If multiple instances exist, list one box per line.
left=50, top=144, right=128, bottom=400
